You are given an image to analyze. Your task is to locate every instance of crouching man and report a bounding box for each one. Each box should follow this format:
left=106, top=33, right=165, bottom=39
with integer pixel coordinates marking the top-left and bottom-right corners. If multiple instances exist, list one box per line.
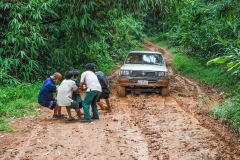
left=38, top=72, right=66, bottom=119
left=57, top=71, right=82, bottom=121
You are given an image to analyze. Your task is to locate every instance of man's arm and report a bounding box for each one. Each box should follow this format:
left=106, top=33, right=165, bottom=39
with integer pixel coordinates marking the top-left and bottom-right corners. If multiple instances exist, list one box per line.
left=80, top=72, right=87, bottom=90
left=80, top=82, right=84, bottom=89
left=72, top=82, right=78, bottom=92
left=80, top=82, right=87, bottom=91
left=49, top=84, right=57, bottom=93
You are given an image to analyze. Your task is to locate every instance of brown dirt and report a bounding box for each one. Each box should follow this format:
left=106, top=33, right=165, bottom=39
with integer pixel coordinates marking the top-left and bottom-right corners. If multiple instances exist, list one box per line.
left=1, top=40, right=240, bottom=160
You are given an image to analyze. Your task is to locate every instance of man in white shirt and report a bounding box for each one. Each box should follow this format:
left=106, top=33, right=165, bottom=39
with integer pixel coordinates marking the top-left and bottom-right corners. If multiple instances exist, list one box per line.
left=57, top=71, right=82, bottom=121
left=80, top=63, right=102, bottom=123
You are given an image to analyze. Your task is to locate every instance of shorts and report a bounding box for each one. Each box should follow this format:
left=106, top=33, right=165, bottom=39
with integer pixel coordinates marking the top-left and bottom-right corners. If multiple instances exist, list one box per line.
left=97, top=92, right=109, bottom=102
left=68, top=100, right=83, bottom=109
left=39, top=100, right=57, bottom=110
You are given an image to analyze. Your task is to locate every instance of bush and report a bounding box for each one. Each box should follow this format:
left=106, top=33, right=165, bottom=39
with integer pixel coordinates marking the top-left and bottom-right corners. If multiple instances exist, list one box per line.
left=209, top=96, right=240, bottom=134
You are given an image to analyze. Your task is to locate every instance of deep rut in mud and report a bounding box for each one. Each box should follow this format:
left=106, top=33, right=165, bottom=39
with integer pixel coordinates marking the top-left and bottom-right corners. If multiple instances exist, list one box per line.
left=1, top=40, right=240, bottom=160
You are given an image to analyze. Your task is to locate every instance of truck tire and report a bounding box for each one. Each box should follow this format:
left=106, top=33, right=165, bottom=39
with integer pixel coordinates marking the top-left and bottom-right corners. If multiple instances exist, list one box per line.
left=118, top=86, right=126, bottom=97
left=161, top=86, right=169, bottom=96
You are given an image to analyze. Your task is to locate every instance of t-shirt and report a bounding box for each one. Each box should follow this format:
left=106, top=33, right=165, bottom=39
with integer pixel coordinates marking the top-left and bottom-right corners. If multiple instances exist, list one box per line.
left=80, top=71, right=102, bottom=92
left=57, top=79, right=78, bottom=106
left=38, top=78, right=56, bottom=103
left=72, top=78, right=80, bottom=87
left=72, top=78, right=82, bottom=102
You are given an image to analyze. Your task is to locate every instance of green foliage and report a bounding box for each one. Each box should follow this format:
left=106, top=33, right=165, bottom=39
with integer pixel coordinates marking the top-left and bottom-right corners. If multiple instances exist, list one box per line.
left=207, top=56, right=234, bottom=65
left=1, top=0, right=161, bottom=84
left=172, top=53, right=237, bottom=93
left=0, top=69, right=20, bottom=85
left=209, top=96, right=240, bottom=134
left=0, top=83, right=41, bottom=131
left=144, top=0, right=240, bottom=62
left=207, top=36, right=240, bottom=76
left=1, top=0, right=49, bottom=82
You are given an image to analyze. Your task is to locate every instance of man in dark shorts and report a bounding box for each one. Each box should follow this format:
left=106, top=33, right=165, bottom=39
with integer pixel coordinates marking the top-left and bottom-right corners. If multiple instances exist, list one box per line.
left=57, top=70, right=83, bottom=121
left=94, top=70, right=112, bottom=110
left=38, top=72, right=65, bottom=118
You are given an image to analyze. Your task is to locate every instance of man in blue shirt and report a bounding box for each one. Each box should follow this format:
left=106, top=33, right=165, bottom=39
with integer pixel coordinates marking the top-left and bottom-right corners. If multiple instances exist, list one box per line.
left=38, top=72, right=65, bottom=118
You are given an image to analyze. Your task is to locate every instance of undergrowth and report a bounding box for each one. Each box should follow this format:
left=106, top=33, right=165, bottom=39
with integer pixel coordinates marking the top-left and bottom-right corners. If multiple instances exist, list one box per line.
left=209, top=96, right=240, bottom=134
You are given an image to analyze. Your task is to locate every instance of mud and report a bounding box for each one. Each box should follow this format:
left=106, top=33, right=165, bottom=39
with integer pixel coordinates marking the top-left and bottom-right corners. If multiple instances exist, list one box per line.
left=1, top=40, right=240, bottom=160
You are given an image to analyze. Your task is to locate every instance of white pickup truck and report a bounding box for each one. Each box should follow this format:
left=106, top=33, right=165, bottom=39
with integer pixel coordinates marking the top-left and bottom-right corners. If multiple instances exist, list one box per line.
left=117, top=51, right=170, bottom=97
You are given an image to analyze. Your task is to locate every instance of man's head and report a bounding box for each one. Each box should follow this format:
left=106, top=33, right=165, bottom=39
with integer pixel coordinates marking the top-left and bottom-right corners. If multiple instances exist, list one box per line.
left=72, top=70, right=79, bottom=78
left=65, top=70, right=74, bottom=79
left=50, top=72, right=62, bottom=83
left=85, top=63, right=95, bottom=71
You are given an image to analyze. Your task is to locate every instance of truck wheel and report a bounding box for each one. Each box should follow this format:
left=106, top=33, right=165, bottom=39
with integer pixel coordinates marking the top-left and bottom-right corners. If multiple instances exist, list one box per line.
left=161, top=86, right=169, bottom=96
left=118, top=86, right=126, bottom=97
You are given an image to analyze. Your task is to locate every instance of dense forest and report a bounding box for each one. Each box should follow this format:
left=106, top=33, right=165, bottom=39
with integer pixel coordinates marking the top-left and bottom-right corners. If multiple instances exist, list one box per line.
left=0, top=0, right=152, bottom=84
left=0, top=0, right=240, bottom=132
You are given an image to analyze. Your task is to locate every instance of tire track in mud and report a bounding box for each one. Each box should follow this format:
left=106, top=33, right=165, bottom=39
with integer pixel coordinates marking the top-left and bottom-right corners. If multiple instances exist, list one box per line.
left=13, top=125, right=43, bottom=160
left=171, top=74, right=240, bottom=148
left=171, top=94, right=240, bottom=159
left=121, top=93, right=239, bottom=159
left=170, top=75, right=240, bottom=159
left=109, top=51, right=240, bottom=159
left=0, top=97, right=151, bottom=160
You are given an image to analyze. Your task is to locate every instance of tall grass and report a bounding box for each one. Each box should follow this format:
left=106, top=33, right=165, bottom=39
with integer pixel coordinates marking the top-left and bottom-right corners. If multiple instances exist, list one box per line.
left=172, top=53, right=237, bottom=94
left=0, top=83, right=42, bottom=131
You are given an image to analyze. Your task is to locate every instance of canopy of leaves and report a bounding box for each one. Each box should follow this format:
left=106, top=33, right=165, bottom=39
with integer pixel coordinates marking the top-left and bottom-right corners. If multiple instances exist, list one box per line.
left=0, top=0, right=164, bottom=84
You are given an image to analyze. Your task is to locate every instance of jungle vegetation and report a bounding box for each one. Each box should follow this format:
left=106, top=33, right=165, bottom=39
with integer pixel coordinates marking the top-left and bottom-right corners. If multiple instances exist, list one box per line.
left=1, top=0, right=154, bottom=84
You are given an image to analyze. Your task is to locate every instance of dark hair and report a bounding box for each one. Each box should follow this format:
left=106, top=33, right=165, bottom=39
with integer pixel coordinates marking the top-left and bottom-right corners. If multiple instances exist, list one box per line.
left=72, top=70, right=79, bottom=78
left=65, top=70, right=73, bottom=79
left=85, top=63, right=95, bottom=71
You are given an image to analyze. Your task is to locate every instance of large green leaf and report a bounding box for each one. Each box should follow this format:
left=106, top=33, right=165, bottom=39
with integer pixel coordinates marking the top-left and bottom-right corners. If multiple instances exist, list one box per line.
left=207, top=55, right=234, bottom=65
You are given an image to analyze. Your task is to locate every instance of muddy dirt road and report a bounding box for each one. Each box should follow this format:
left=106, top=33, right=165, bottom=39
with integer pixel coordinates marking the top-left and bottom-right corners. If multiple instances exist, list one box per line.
left=1, top=40, right=240, bottom=160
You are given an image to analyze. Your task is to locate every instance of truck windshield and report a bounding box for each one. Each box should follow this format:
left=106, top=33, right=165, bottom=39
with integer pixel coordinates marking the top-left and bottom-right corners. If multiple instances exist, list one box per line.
left=125, top=53, right=163, bottom=65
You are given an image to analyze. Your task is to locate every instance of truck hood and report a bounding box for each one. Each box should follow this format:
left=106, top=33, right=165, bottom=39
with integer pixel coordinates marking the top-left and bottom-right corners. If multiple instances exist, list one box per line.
left=120, top=64, right=168, bottom=72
